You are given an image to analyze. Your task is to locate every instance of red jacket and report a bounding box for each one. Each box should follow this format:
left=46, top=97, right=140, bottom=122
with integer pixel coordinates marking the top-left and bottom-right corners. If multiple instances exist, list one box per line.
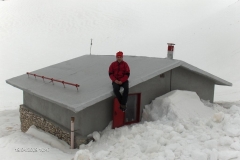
left=109, top=60, right=130, bottom=83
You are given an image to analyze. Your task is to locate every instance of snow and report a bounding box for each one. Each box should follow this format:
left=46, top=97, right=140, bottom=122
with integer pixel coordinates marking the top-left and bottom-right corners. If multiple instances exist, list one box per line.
left=142, top=90, right=215, bottom=121
left=92, top=131, right=101, bottom=142
left=231, top=142, right=240, bottom=151
left=0, top=131, right=75, bottom=160
left=26, top=125, right=75, bottom=153
left=0, top=110, right=76, bottom=160
left=1, top=0, right=240, bottom=159
left=72, top=90, right=240, bottom=160
left=2, top=88, right=240, bottom=160
left=74, top=150, right=93, bottom=160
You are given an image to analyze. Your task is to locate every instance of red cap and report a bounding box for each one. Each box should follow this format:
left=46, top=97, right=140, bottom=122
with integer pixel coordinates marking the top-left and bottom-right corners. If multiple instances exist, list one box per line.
left=116, top=51, right=123, bottom=57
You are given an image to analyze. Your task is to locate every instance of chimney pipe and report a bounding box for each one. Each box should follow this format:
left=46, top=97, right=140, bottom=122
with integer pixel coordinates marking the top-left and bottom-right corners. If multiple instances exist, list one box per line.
left=167, top=43, right=175, bottom=59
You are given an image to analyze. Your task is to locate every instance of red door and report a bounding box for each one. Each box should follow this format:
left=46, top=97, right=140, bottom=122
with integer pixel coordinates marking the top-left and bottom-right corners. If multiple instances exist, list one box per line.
left=112, top=98, right=125, bottom=128
left=112, top=93, right=141, bottom=129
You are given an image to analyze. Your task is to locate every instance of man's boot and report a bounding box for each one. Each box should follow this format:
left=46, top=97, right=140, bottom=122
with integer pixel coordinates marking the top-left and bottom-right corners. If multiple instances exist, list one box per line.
left=120, top=104, right=127, bottom=112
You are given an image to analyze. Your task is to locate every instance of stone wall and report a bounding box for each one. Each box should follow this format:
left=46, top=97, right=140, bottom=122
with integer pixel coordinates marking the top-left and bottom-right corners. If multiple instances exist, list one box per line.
left=19, top=105, right=91, bottom=148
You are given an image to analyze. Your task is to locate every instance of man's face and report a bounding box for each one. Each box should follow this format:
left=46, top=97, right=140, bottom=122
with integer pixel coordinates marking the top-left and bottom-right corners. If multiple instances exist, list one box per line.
left=116, top=56, right=123, bottom=62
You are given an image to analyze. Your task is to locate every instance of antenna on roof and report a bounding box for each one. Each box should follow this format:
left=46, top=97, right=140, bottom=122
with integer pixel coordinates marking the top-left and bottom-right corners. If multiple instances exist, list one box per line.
left=90, top=39, right=93, bottom=55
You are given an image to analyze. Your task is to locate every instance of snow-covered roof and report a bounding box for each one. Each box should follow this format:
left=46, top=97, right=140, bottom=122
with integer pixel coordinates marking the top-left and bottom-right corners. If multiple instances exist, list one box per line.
left=6, top=55, right=232, bottom=113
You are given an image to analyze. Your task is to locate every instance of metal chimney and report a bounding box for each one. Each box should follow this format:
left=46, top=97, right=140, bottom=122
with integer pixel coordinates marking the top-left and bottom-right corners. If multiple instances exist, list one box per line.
left=167, top=43, right=175, bottom=59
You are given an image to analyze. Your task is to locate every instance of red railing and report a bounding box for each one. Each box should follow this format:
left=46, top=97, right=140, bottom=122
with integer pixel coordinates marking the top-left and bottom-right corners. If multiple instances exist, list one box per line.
left=27, top=72, right=80, bottom=91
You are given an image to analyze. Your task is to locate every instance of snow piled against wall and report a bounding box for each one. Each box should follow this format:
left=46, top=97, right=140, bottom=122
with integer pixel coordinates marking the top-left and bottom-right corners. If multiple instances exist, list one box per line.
left=74, top=90, right=240, bottom=160
left=3, top=90, right=240, bottom=160
left=26, top=126, right=74, bottom=153
left=142, top=90, right=215, bottom=121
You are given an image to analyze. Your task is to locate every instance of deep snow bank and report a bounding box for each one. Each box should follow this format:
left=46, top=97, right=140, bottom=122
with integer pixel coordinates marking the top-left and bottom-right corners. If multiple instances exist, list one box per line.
left=26, top=126, right=75, bottom=153
left=14, top=90, right=240, bottom=160
left=142, top=90, right=215, bottom=122
left=74, top=100, right=240, bottom=160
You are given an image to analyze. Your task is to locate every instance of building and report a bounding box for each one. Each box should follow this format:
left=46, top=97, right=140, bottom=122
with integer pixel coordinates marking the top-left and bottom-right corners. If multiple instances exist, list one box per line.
left=6, top=54, right=231, bottom=148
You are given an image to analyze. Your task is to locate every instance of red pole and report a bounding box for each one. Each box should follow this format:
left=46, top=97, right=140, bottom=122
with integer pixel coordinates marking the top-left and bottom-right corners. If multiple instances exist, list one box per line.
left=27, top=72, right=80, bottom=90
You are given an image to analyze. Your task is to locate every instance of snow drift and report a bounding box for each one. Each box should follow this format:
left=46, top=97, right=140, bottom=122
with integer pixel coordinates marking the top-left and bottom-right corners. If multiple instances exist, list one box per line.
left=142, top=90, right=215, bottom=121
left=74, top=90, right=240, bottom=160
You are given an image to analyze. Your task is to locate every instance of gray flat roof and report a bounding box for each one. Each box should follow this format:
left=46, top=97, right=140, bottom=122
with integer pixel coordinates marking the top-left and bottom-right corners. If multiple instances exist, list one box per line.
left=6, top=55, right=232, bottom=112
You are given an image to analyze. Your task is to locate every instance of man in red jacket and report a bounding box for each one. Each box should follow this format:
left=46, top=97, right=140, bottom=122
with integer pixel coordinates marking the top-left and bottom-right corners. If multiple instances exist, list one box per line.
left=109, top=51, right=130, bottom=112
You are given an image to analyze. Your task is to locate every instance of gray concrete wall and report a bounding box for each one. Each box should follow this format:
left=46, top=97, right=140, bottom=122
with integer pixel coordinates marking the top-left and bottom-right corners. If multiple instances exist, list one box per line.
left=129, top=71, right=171, bottom=117
left=171, top=67, right=215, bottom=102
left=24, top=92, right=74, bottom=132
left=78, top=97, right=113, bottom=136
left=24, top=92, right=113, bottom=136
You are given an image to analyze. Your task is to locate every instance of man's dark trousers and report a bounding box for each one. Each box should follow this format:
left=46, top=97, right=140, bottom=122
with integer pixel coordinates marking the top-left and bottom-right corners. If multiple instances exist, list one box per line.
left=112, top=81, right=129, bottom=105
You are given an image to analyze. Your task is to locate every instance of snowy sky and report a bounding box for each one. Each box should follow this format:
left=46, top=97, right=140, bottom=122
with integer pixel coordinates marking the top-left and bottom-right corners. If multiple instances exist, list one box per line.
left=0, top=0, right=240, bottom=109
left=0, top=0, right=240, bottom=159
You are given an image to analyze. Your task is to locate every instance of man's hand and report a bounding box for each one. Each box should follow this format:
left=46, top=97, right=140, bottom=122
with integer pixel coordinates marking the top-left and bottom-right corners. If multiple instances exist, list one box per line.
left=114, top=80, right=119, bottom=84
left=114, top=80, right=122, bottom=84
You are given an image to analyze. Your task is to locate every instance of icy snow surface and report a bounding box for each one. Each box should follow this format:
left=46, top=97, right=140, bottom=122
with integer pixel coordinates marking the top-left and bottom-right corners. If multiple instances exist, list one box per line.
left=74, top=90, right=240, bottom=160
left=142, top=90, right=215, bottom=121
left=26, top=125, right=75, bottom=153
left=1, top=90, right=240, bottom=159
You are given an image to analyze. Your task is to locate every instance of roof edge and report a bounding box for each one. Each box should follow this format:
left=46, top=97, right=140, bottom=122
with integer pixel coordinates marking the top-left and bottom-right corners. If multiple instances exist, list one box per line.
left=6, top=79, right=77, bottom=112
left=180, top=62, right=232, bottom=86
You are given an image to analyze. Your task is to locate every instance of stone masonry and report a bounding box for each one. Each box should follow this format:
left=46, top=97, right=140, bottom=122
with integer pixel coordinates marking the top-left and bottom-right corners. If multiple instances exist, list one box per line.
left=19, top=105, right=91, bottom=148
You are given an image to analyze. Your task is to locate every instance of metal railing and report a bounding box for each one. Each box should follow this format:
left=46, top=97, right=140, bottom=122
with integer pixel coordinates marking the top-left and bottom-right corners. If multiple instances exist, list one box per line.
left=27, top=72, right=80, bottom=91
